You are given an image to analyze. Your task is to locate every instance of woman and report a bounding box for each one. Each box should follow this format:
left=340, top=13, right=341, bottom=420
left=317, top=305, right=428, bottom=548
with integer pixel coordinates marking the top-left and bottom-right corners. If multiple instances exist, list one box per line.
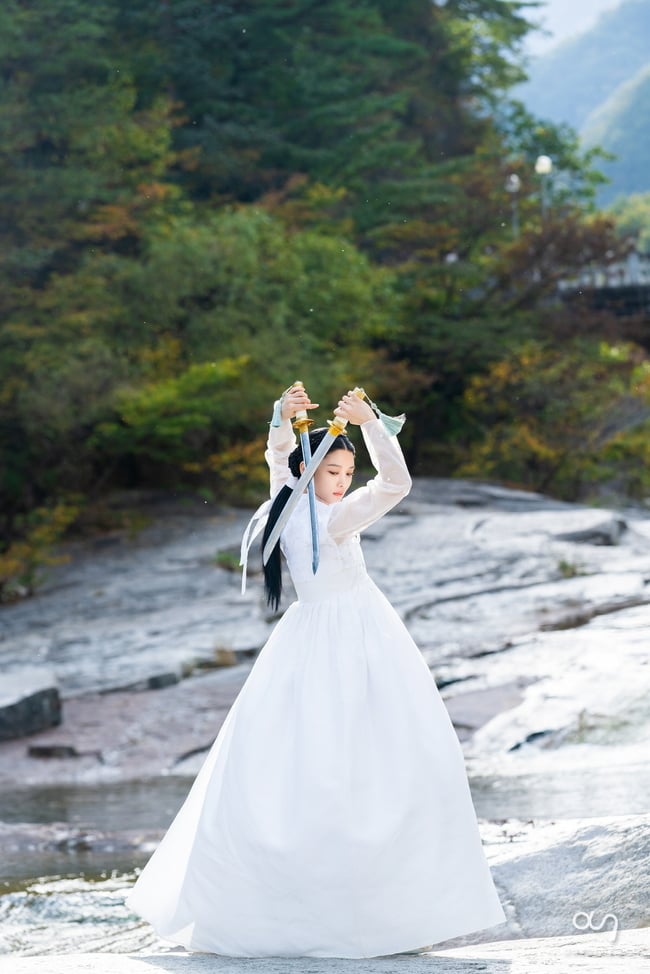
left=125, top=383, right=507, bottom=957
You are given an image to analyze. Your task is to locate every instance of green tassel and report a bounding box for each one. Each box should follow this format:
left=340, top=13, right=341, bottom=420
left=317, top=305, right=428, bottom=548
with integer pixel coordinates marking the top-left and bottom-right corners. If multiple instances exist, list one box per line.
left=377, top=409, right=406, bottom=436
left=362, top=391, right=406, bottom=436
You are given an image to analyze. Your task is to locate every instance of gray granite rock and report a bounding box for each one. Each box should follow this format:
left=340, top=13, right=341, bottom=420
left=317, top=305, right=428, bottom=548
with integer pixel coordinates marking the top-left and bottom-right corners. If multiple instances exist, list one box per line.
left=0, top=668, right=61, bottom=740
left=553, top=514, right=627, bottom=545
left=1, top=927, right=649, bottom=973
left=1, top=483, right=650, bottom=701
left=488, top=814, right=650, bottom=938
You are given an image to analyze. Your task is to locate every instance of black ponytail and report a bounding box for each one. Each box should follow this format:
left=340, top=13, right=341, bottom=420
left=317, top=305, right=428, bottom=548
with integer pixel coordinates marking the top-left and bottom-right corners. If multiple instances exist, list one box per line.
left=261, top=484, right=292, bottom=612
left=262, top=427, right=355, bottom=611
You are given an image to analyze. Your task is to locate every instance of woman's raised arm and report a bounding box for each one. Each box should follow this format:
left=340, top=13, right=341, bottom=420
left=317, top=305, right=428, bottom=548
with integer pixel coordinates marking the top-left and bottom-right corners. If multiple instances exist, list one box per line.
left=327, top=416, right=412, bottom=540
left=265, top=384, right=319, bottom=497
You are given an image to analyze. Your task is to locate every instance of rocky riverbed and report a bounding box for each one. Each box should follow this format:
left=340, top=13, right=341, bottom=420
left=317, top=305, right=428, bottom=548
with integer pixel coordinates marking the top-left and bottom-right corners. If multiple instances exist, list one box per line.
left=1, top=479, right=649, bottom=967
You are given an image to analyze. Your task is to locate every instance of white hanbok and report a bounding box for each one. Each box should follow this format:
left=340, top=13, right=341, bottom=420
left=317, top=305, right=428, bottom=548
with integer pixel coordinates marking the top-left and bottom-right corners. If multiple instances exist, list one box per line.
left=125, top=417, right=507, bottom=958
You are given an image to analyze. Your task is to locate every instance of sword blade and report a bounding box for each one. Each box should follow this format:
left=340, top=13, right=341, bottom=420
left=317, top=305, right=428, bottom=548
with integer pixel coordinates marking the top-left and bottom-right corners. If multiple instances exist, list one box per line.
left=262, top=429, right=339, bottom=565
left=300, top=430, right=320, bottom=574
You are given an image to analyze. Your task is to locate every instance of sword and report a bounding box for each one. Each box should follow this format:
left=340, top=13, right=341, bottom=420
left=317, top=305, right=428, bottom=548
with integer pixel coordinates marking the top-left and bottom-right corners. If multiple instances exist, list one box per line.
left=262, top=387, right=365, bottom=566
left=292, top=380, right=319, bottom=574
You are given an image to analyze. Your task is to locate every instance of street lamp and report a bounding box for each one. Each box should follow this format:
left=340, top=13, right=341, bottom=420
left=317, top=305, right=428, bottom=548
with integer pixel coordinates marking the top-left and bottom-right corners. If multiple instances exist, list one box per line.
left=504, top=172, right=521, bottom=238
left=534, top=154, right=553, bottom=221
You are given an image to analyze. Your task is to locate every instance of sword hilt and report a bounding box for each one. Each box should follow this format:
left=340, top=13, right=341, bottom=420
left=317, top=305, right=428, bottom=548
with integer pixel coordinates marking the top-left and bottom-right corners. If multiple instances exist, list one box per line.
left=291, top=380, right=314, bottom=435
left=327, top=387, right=366, bottom=436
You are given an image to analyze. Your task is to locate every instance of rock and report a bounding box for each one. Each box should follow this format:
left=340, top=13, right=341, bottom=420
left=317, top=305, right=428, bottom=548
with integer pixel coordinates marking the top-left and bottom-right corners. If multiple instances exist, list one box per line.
left=554, top=515, right=628, bottom=546
left=172, top=743, right=212, bottom=767
left=0, top=668, right=62, bottom=741
left=28, top=744, right=79, bottom=759
left=1, top=928, right=649, bottom=973
left=443, top=680, right=527, bottom=741
left=491, top=814, right=650, bottom=940
left=508, top=729, right=555, bottom=751
left=146, top=672, right=179, bottom=690
left=0, top=483, right=646, bottom=700
left=27, top=744, right=103, bottom=762
left=408, top=477, right=565, bottom=511
left=462, top=618, right=650, bottom=765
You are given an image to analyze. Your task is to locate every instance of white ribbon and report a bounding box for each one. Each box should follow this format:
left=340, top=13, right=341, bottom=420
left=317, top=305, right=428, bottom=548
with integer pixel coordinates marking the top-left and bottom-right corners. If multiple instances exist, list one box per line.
left=239, top=499, right=271, bottom=595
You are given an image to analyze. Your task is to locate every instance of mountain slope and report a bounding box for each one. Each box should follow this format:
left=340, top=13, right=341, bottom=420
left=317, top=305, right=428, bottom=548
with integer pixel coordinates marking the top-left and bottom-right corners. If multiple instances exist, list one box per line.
left=582, top=64, right=650, bottom=202
left=519, top=0, right=650, bottom=131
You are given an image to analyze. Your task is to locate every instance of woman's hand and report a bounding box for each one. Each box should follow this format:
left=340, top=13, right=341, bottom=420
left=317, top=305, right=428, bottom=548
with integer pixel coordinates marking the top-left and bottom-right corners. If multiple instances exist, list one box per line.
left=333, top=391, right=375, bottom=426
left=280, top=384, right=319, bottom=421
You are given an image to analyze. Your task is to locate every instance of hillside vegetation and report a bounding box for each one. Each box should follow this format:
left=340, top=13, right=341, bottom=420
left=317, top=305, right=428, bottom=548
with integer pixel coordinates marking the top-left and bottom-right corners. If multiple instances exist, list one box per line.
left=1, top=0, right=649, bottom=600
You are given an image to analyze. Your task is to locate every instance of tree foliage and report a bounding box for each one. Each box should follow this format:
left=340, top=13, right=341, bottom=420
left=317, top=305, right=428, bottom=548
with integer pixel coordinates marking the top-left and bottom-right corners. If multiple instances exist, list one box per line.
left=0, top=0, right=639, bottom=597
left=1, top=205, right=396, bottom=533
left=461, top=339, right=650, bottom=499
left=609, top=192, right=650, bottom=254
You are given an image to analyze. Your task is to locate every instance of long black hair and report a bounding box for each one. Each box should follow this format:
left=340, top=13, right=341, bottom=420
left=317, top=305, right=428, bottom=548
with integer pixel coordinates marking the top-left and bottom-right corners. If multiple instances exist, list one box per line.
left=262, top=427, right=355, bottom=611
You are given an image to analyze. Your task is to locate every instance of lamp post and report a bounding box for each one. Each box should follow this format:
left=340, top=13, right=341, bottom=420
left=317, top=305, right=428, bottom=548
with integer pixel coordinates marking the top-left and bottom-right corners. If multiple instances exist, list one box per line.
left=535, top=154, right=553, bottom=221
left=504, top=173, right=521, bottom=238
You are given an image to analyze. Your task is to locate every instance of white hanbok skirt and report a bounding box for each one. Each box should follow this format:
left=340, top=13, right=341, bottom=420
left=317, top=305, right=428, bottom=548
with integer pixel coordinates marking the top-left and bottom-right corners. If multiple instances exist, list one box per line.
left=125, top=575, right=506, bottom=957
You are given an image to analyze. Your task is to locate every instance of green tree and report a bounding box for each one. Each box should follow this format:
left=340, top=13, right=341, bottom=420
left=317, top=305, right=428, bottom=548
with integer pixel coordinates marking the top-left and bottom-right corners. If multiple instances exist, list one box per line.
left=0, top=0, right=183, bottom=538
left=115, top=0, right=538, bottom=239
left=0, top=0, right=181, bottom=302
left=609, top=192, right=650, bottom=254
left=460, top=339, right=650, bottom=498
left=0, top=207, right=397, bottom=534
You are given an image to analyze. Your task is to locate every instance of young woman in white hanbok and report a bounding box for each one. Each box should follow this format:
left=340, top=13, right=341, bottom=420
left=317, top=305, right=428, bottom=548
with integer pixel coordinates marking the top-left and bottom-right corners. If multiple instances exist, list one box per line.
left=125, top=383, right=507, bottom=958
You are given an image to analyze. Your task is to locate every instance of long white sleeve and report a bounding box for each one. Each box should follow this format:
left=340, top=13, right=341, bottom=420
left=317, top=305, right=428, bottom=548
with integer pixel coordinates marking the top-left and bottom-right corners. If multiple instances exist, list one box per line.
left=265, top=417, right=297, bottom=497
left=327, top=417, right=412, bottom=541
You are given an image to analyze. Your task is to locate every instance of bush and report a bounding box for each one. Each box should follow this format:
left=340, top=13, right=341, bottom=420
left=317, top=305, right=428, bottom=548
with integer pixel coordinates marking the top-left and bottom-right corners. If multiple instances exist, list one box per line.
left=460, top=339, right=650, bottom=499
left=0, top=501, right=80, bottom=602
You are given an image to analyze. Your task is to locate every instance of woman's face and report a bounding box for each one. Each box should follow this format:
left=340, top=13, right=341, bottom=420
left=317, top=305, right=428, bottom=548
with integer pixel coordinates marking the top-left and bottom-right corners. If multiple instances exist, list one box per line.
left=300, top=448, right=355, bottom=504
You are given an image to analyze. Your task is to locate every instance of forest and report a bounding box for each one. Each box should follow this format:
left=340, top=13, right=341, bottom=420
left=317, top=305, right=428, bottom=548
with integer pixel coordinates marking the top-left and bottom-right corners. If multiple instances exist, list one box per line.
left=2, top=0, right=649, bottom=599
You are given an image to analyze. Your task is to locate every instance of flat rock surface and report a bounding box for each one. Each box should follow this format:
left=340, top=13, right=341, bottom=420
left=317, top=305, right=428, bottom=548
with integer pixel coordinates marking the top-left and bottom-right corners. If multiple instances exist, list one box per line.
left=488, top=814, right=650, bottom=937
left=2, top=928, right=648, bottom=973
left=2, top=479, right=650, bottom=787
left=1, top=480, right=649, bottom=700
left=0, top=663, right=253, bottom=789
